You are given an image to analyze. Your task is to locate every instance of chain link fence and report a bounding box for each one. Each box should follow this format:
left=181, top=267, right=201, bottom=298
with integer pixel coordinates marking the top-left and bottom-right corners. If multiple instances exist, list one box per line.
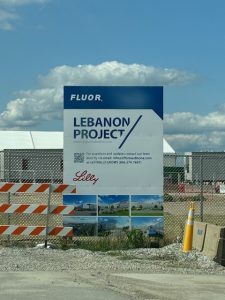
left=0, top=150, right=63, bottom=245
left=0, top=149, right=225, bottom=245
left=164, top=152, right=225, bottom=243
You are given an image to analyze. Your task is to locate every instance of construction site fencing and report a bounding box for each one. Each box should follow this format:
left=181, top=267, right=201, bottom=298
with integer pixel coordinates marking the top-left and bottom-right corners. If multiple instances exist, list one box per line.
left=0, top=149, right=225, bottom=245
left=164, top=152, right=225, bottom=243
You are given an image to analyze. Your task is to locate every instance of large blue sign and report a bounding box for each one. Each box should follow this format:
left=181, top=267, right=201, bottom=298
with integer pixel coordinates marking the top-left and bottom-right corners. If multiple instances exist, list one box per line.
left=64, top=86, right=163, bottom=118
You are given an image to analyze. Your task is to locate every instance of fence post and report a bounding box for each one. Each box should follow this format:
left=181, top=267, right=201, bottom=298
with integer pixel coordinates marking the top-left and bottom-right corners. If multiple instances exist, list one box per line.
left=200, top=155, right=204, bottom=222
left=7, top=192, right=11, bottom=244
left=45, top=184, right=52, bottom=248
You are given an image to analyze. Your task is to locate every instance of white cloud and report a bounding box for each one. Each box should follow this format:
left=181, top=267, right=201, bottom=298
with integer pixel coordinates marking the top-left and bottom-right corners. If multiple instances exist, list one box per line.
left=0, top=9, right=17, bottom=30
left=0, top=61, right=196, bottom=130
left=1, top=60, right=223, bottom=152
left=165, top=133, right=225, bottom=152
left=0, top=88, right=62, bottom=129
left=165, top=111, right=225, bottom=134
left=0, top=0, right=48, bottom=30
left=3, top=60, right=225, bottom=152
left=0, top=0, right=47, bottom=6
left=40, top=61, right=197, bottom=88
left=164, top=110, right=225, bottom=152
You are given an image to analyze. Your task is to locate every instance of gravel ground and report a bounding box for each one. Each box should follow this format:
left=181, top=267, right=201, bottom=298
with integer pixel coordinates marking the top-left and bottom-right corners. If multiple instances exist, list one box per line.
left=0, top=243, right=225, bottom=275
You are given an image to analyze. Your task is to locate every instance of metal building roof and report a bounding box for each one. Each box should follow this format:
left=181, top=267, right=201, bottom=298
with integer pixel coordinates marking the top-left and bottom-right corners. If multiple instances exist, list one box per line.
left=0, top=131, right=175, bottom=153
left=0, top=131, right=63, bottom=150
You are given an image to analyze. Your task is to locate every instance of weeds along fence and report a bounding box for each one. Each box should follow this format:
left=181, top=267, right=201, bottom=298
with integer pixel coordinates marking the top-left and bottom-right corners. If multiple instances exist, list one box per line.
left=0, top=149, right=225, bottom=245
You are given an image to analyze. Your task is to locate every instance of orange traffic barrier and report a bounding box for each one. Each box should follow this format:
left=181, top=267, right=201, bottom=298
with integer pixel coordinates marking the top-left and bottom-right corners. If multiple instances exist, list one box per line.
left=183, top=202, right=195, bottom=252
left=0, top=182, right=76, bottom=245
left=0, top=182, right=76, bottom=194
left=0, top=225, right=73, bottom=237
left=0, top=204, right=75, bottom=215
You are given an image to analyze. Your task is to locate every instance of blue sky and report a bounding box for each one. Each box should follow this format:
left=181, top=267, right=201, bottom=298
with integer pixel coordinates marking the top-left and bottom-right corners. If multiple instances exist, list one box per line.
left=131, top=216, right=164, bottom=229
left=98, top=195, right=129, bottom=206
left=0, top=0, right=225, bottom=152
left=98, top=216, right=129, bottom=228
left=131, top=195, right=162, bottom=203
left=63, top=194, right=96, bottom=206
left=64, top=216, right=97, bottom=225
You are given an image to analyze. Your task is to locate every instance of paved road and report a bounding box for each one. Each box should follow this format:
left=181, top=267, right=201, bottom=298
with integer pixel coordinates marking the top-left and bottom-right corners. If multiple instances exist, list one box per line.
left=0, top=272, right=132, bottom=300
left=1, top=271, right=225, bottom=300
left=113, top=273, right=225, bottom=300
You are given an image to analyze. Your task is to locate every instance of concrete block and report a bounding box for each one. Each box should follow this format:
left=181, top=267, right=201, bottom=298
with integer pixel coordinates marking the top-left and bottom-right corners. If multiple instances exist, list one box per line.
left=193, top=222, right=207, bottom=251
left=192, top=222, right=225, bottom=266
left=202, top=224, right=225, bottom=261
left=216, top=238, right=225, bottom=266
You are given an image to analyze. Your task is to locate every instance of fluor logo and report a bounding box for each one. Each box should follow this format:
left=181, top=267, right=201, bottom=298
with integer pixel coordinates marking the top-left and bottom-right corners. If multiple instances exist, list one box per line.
left=70, top=94, right=102, bottom=102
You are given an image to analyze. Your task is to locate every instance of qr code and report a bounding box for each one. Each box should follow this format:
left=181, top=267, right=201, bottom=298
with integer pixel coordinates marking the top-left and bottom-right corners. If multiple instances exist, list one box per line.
left=74, top=153, right=85, bottom=163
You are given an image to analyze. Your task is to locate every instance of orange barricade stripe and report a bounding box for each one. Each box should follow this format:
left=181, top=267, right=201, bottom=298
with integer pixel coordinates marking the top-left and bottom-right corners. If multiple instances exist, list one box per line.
left=0, top=183, right=14, bottom=192
left=0, top=204, right=75, bottom=214
left=51, top=206, right=65, bottom=214
left=66, top=229, right=73, bottom=237
left=53, top=184, right=68, bottom=193
left=0, top=182, right=76, bottom=193
left=0, top=204, right=10, bottom=212
left=30, top=227, right=45, bottom=235
left=15, top=204, right=30, bottom=213
left=48, top=227, right=63, bottom=236
left=13, top=226, right=27, bottom=235
left=17, top=183, right=33, bottom=193
left=0, top=225, right=9, bottom=234
left=32, top=205, right=48, bottom=214
left=35, top=184, right=50, bottom=193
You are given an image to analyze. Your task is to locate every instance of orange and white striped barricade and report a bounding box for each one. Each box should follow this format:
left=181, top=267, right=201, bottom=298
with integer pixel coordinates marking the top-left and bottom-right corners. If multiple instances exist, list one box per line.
left=0, top=205, right=75, bottom=238
left=0, top=182, right=76, bottom=246
left=0, top=204, right=75, bottom=215
left=0, top=225, right=73, bottom=237
left=0, top=182, right=76, bottom=194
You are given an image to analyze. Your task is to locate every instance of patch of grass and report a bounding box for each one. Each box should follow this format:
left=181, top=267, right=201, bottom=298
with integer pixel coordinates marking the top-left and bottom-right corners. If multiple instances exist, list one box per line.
left=126, top=229, right=145, bottom=248
left=58, top=229, right=156, bottom=252
left=70, top=236, right=130, bottom=252
left=99, top=211, right=129, bottom=216
left=131, top=212, right=164, bottom=216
